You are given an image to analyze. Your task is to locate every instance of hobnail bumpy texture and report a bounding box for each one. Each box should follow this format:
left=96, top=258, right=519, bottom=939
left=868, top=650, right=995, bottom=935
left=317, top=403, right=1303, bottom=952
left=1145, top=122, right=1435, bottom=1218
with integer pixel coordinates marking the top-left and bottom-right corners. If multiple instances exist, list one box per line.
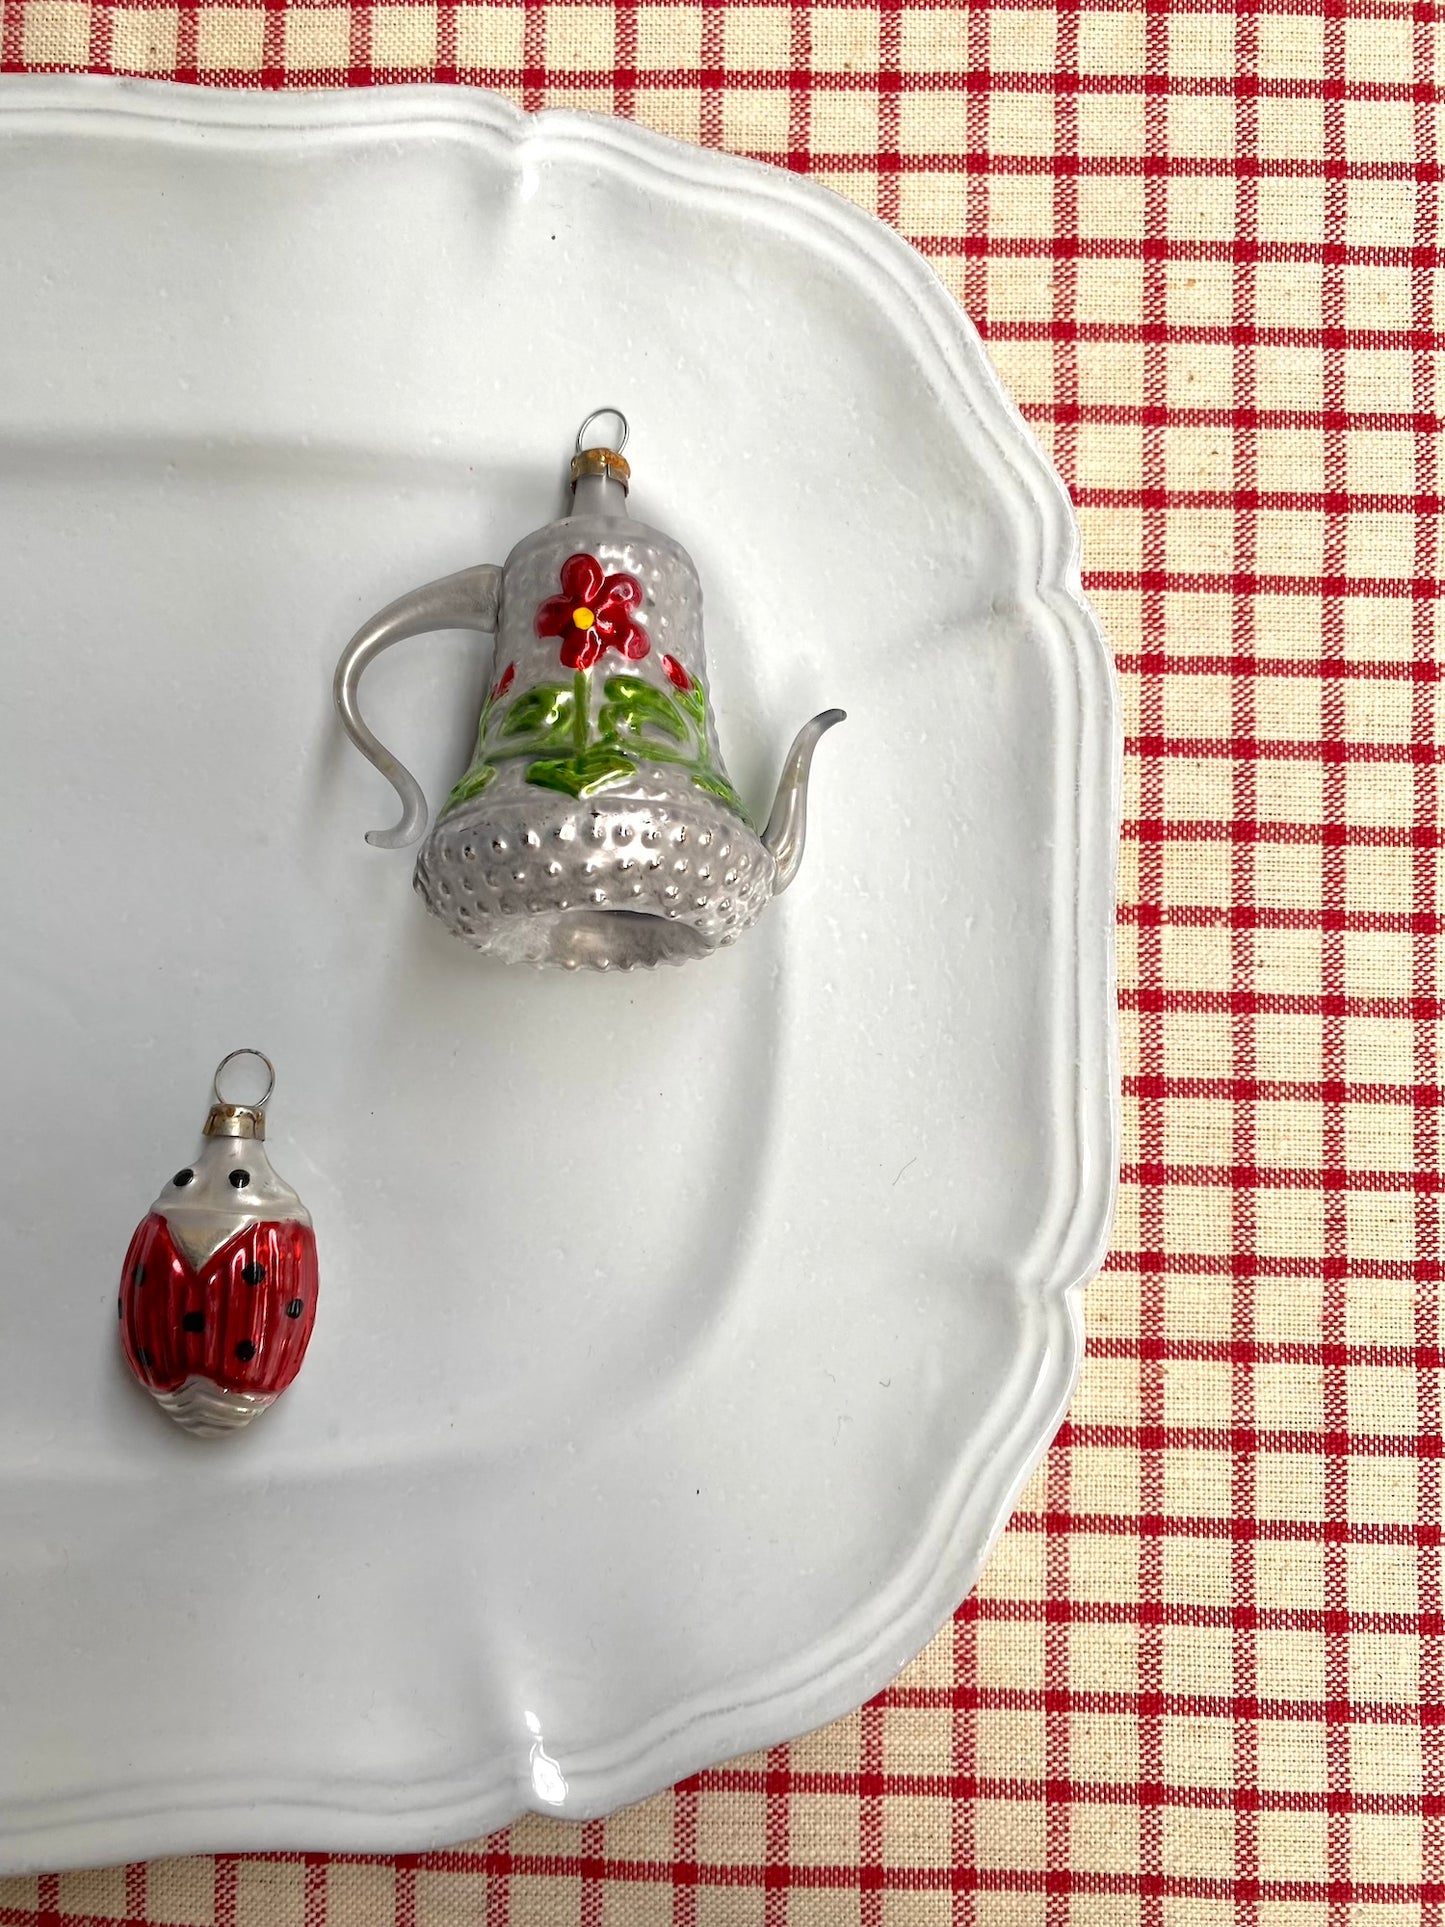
left=415, top=794, right=777, bottom=969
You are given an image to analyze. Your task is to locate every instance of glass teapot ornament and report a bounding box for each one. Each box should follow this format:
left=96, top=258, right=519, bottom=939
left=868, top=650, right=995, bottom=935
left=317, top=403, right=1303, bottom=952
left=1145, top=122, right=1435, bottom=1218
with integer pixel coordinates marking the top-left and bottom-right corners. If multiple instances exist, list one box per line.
left=333, top=411, right=844, bottom=970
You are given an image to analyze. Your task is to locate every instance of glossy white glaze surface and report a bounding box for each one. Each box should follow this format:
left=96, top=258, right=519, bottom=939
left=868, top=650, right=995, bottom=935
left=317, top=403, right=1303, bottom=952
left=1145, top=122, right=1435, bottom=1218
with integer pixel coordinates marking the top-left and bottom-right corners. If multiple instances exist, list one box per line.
left=0, top=76, right=1119, bottom=1872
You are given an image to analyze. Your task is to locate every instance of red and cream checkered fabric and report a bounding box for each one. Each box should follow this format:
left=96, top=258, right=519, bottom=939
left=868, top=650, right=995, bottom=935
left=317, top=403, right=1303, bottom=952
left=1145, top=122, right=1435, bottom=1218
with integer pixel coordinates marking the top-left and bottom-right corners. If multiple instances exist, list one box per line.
left=0, top=1, right=1440, bottom=1920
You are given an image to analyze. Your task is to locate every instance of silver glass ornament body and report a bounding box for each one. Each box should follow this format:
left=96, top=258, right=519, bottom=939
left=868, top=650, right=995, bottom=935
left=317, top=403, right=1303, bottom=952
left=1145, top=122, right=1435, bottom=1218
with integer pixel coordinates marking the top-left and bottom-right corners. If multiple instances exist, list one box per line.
left=334, top=428, right=843, bottom=971
left=142, top=1111, right=311, bottom=1436
left=117, top=1053, right=320, bottom=1440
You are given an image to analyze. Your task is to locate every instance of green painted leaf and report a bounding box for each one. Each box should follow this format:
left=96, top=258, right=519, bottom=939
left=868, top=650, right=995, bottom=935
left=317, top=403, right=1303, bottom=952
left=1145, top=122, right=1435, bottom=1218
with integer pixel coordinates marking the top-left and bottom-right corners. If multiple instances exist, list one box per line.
left=443, top=762, right=496, bottom=812
left=690, top=770, right=750, bottom=823
left=676, top=680, right=708, bottom=727
left=526, top=746, right=639, bottom=800
left=501, top=683, right=574, bottom=743
left=598, top=675, right=690, bottom=746
left=598, top=699, right=690, bottom=747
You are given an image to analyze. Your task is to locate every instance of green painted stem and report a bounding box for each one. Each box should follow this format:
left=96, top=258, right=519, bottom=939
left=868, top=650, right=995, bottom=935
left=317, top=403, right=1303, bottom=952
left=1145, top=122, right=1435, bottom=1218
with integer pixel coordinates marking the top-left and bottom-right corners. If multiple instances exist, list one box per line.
left=573, top=668, right=590, bottom=760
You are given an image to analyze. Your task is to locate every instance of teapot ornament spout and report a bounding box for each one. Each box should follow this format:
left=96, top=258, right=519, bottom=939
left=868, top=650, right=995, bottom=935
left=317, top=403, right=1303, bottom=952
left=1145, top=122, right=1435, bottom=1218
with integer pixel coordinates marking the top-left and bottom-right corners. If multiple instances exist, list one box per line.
left=762, top=708, right=848, bottom=895
left=332, top=411, right=844, bottom=971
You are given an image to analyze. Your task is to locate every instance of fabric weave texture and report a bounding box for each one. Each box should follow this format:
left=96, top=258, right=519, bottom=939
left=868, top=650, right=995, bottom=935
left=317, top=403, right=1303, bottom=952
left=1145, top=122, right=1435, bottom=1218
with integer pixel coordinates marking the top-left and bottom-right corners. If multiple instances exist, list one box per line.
left=0, top=1, right=1440, bottom=1919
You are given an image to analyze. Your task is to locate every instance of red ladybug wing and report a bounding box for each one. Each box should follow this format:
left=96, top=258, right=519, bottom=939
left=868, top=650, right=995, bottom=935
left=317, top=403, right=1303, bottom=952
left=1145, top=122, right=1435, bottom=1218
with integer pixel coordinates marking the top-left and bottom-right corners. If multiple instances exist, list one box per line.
left=120, top=1215, right=318, bottom=1398
left=199, top=1219, right=318, bottom=1395
left=119, top=1214, right=189, bottom=1392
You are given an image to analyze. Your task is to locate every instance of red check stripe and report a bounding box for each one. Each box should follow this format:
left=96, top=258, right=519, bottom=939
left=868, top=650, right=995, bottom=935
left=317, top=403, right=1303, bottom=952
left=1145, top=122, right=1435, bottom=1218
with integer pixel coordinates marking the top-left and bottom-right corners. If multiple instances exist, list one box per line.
left=0, top=0, right=1440, bottom=1921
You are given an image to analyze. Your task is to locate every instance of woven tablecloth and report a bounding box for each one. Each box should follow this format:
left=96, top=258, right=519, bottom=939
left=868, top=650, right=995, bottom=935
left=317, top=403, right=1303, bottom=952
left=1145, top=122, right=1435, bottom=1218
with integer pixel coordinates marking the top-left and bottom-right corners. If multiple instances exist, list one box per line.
left=1, top=1, right=1439, bottom=1920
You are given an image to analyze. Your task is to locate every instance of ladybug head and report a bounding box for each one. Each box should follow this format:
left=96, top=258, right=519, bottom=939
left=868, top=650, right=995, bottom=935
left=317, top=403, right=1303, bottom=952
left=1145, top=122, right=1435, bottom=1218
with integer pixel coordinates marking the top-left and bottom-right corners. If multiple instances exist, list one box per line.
left=153, top=1131, right=309, bottom=1270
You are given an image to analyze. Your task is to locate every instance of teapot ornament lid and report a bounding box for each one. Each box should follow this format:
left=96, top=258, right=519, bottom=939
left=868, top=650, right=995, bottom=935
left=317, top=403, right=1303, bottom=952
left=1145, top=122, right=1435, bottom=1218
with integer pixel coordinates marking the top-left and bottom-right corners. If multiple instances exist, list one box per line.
left=333, top=411, right=844, bottom=971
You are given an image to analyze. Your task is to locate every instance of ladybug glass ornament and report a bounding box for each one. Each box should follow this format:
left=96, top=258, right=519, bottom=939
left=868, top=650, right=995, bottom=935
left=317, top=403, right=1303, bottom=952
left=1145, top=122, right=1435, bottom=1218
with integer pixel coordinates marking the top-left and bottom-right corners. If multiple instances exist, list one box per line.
left=118, top=1051, right=318, bottom=1438
left=333, top=409, right=845, bottom=971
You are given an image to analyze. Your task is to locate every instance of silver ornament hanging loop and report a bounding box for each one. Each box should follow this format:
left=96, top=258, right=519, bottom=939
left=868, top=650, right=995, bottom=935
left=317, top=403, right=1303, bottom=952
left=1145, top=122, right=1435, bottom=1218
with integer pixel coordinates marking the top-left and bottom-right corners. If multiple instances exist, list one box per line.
left=575, top=406, right=629, bottom=454
left=211, top=1048, right=276, bottom=1111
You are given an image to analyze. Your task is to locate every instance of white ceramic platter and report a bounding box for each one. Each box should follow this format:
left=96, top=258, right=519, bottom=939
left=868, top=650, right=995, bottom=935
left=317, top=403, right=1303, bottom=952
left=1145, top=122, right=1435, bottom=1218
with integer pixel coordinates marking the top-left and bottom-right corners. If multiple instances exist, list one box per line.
left=0, top=77, right=1118, bottom=1872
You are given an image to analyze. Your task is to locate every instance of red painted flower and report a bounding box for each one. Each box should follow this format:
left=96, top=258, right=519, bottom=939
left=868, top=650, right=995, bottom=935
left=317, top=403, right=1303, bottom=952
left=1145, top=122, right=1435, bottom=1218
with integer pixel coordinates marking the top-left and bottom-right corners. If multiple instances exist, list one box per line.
left=535, top=554, right=647, bottom=671
left=490, top=661, right=516, bottom=704
left=661, top=654, right=692, bottom=692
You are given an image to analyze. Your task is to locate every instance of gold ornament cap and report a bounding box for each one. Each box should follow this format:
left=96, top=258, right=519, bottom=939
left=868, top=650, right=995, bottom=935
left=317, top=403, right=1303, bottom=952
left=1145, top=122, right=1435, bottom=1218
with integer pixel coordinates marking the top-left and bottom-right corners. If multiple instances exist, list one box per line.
left=570, top=446, right=630, bottom=490
left=569, top=407, right=630, bottom=493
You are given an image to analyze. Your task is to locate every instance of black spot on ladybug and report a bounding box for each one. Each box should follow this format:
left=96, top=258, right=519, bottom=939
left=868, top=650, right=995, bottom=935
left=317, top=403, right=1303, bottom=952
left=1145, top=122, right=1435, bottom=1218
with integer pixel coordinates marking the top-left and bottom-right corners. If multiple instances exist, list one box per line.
left=229, top=1169, right=250, bottom=1189
left=285, top=1298, right=304, bottom=1318
left=234, top=1339, right=256, bottom=1362
left=138, top=1347, right=153, bottom=1369
left=173, top=1168, right=194, bottom=1187
left=242, top=1262, right=265, bottom=1285
left=182, top=1311, right=205, bottom=1334
left=132, top=1264, right=145, bottom=1286
left=117, top=1296, right=123, bottom=1319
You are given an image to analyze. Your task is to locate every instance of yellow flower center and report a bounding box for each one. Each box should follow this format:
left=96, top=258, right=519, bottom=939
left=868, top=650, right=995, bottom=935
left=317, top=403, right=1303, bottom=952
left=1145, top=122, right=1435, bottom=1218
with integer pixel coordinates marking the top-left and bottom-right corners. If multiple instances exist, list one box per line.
left=572, top=606, right=595, bottom=631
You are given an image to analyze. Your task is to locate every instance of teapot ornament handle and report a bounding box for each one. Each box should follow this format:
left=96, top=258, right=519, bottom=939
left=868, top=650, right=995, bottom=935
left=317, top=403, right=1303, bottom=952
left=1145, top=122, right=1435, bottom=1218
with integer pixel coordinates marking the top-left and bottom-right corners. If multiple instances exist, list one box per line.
left=332, top=562, right=503, bottom=850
